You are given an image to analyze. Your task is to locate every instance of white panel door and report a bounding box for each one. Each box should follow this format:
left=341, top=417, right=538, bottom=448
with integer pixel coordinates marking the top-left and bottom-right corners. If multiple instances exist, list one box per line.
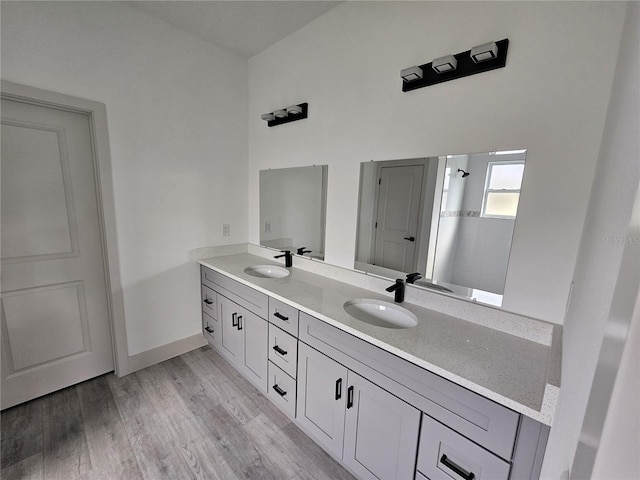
left=1, top=98, right=114, bottom=409
left=374, top=165, right=424, bottom=272
left=296, top=342, right=348, bottom=458
left=343, top=371, right=421, bottom=480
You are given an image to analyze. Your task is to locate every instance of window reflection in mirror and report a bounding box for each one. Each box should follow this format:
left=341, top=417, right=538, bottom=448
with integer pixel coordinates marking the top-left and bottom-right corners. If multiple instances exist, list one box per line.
left=355, top=150, right=526, bottom=307
left=259, top=165, right=328, bottom=260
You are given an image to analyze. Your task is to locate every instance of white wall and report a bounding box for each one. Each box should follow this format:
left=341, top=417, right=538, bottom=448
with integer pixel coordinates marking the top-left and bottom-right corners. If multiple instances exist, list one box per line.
left=541, top=2, right=640, bottom=478
left=1, top=2, right=248, bottom=355
left=248, top=1, right=626, bottom=324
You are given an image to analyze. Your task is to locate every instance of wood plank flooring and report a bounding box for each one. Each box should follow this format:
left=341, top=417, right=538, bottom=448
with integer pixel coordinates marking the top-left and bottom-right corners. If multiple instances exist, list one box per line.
left=1, top=346, right=356, bottom=480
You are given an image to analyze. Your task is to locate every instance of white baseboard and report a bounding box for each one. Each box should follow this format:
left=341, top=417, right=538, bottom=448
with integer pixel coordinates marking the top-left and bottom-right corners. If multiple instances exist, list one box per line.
left=122, top=333, right=207, bottom=376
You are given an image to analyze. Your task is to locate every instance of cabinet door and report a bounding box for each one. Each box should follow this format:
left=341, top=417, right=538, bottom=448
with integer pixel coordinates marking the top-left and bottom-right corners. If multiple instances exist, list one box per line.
left=242, top=309, right=268, bottom=393
left=343, top=371, right=421, bottom=480
left=218, top=294, right=244, bottom=366
left=297, top=342, right=348, bottom=458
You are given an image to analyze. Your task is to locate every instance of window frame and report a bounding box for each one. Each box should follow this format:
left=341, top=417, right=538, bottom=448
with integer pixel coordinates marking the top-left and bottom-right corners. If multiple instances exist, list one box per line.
left=481, top=160, right=525, bottom=219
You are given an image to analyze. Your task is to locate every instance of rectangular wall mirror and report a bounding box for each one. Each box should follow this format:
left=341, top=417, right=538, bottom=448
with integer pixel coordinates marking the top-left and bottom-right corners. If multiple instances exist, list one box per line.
left=355, top=150, right=526, bottom=307
left=260, top=165, right=328, bottom=260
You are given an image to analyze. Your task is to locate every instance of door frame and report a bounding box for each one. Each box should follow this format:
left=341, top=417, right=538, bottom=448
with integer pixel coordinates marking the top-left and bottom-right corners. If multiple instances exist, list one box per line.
left=1, top=80, right=129, bottom=376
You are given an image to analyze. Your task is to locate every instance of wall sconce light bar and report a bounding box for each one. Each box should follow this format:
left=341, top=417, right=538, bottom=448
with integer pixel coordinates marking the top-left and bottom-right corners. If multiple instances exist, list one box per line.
left=402, top=38, right=509, bottom=93
left=261, top=103, right=308, bottom=127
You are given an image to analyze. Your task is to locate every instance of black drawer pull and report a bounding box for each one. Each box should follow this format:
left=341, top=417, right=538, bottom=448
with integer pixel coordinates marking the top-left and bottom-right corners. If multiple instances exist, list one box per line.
left=204, top=298, right=213, bottom=305
left=204, top=326, right=214, bottom=334
left=237, top=316, right=243, bottom=331
left=273, top=311, right=289, bottom=322
left=272, top=384, right=287, bottom=397
left=273, top=312, right=289, bottom=322
left=347, top=385, right=354, bottom=409
left=272, top=345, right=287, bottom=356
left=440, top=454, right=475, bottom=480
left=231, top=312, right=238, bottom=327
left=335, top=378, right=342, bottom=400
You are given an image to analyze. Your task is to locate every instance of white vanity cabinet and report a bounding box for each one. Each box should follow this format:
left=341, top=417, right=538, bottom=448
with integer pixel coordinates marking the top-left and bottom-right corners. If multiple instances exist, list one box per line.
left=298, top=312, right=549, bottom=480
left=199, top=264, right=549, bottom=480
left=297, top=342, right=421, bottom=479
left=200, top=266, right=269, bottom=393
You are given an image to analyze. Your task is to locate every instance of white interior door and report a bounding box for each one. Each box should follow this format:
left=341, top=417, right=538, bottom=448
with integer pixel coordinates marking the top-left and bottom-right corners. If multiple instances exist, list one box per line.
left=1, top=97, right=114, bottom=409
left=373, top=165, right=424, bottom=272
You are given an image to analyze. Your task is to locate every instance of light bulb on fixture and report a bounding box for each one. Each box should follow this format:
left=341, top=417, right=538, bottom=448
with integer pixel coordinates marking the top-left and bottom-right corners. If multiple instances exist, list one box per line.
left=432, top=54, right=457, bottom=73
left=470, top=42, right=498, bottom=63
left=400, top=66, right=423, bottom=83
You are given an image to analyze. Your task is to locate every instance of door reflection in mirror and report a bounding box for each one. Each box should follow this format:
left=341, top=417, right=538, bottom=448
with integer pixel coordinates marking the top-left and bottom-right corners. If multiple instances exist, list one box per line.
left=260, top=165, right=328, bottom=260
left=355, top=150, right=526, bottom=307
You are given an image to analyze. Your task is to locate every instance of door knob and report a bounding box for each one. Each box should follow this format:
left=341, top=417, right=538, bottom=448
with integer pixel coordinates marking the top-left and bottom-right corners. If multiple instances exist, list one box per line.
left=403, top=236, right=415, bottom=242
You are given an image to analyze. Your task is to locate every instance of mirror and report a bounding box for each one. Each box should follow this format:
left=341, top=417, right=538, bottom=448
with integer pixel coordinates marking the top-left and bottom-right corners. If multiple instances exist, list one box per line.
left=355, top=150, right=526, bottom=307
left=260, top=165, right=328, bottom=260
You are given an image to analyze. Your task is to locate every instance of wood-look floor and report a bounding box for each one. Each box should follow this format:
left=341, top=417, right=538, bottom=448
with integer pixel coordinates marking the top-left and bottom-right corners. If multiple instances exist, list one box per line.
left=1, top=346, right=356, bottom=480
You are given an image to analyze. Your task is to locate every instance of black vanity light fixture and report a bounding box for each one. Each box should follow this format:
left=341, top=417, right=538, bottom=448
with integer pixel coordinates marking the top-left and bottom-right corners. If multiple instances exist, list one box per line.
left=261, top=103, right=308, bottom=127
left=401, top=39, right=509, bottom=92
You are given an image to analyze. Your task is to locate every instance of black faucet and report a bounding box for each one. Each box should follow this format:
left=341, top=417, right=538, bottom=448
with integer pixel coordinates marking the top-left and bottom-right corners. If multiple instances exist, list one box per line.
left=386, top=278, right=405, bottom=303
left=296, top=247, right=312, bottom=256
left=406, top=272, right=422, bottom=284
left=274, top=250, right=293, bottom=268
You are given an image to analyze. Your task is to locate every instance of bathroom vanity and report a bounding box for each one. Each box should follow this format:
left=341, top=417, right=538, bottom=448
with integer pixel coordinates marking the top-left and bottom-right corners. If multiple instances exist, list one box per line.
left=197, top=245, right=559, bottom=480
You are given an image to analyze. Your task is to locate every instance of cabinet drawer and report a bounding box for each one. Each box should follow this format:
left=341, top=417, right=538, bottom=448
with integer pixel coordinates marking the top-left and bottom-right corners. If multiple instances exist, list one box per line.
left=201, top=284, right=217, bottom=319
left=201, top=266, right=268, bottom=319
left=417, top=414, right=510, bottom=480
left=267, top=361, right=296, bottom=419
left=268, top=298, right=299, bottom=337
left=202, top=311, right=220, bottom=348
left=268, top=324, right=298, bottom=378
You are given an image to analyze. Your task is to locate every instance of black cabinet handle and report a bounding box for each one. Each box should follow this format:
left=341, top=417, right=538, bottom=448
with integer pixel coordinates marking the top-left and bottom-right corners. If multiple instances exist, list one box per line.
left=232, top=312, right=238, bottom=327
left=273, top=311, right=289, bottom=322
left=272, top=384, right=287, bottom=397
left=347, top=385, right=354, bottom=409
left=403, top=236, right=415, bottom=242
left=204, top=326, right=214, bottom=334
left=335, top=378, right=342, bottom=400
left=237, top=316, right=243, bottom=331
left=440, top=455, right=475, bottom=480
left=272, top=345, right=287, bottom=356
left=204, top=298, right=213, bottom=305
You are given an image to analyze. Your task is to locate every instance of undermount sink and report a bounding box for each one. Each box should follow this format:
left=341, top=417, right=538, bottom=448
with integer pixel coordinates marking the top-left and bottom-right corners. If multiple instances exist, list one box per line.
left=343, top=299, right=418, bottom=329
left=243, top=265, right=290, bottom=279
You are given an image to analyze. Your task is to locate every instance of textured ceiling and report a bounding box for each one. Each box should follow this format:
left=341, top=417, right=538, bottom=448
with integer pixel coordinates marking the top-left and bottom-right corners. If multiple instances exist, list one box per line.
left=127, top=1, right=342, bottom=59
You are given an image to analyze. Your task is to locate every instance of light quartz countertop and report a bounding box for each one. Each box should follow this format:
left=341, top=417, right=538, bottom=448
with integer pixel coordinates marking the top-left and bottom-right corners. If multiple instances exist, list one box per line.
left=198, top=252, right=561, bottom=426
